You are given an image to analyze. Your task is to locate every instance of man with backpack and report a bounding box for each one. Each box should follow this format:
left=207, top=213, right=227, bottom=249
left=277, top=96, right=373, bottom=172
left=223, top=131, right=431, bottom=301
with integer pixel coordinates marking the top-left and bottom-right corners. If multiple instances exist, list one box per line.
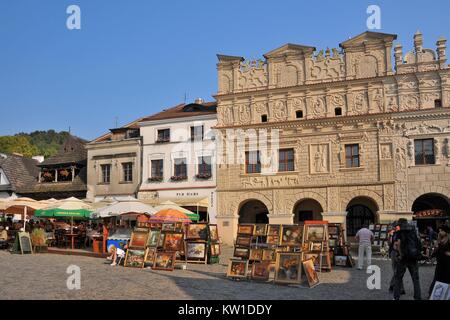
left=392, top=218, right=422, bottom=300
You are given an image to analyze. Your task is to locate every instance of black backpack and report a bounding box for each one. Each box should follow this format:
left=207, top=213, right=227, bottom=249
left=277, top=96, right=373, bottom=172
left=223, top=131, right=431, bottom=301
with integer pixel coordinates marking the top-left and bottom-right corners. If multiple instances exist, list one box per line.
left=398, top=227, right=422, bottom=261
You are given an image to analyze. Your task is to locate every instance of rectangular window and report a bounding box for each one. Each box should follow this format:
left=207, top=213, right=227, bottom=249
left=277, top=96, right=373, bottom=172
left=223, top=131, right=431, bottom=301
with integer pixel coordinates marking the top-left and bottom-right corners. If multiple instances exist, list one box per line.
left=122, top=162, right=133, bottom=182
left=345, top=144, right=360, bottom=168
left=174, top=158, right=187, bottom=177
left=197, top=156, right=212, bottom=177
left=279, top=149, right=295, bottom=172
left=156, top=129, right=170, bottom=143
left=245, top=151, right=261, bottom=174
left=414, top=139, right=435, bottom=165
left=101, top=164, right=111, bottom=184
left=190, top=126, right=204, bottom=141
left=151, top=160, right=164, bottom=178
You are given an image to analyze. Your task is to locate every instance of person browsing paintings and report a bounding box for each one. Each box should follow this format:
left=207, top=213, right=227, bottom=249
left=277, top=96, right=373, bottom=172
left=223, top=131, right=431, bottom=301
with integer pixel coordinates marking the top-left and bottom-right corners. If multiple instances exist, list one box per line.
left=107, top=244, right=126, bottom=266
left=355, top=225, right=374, bottom=270
left=428, top=224, right=450, bottom=298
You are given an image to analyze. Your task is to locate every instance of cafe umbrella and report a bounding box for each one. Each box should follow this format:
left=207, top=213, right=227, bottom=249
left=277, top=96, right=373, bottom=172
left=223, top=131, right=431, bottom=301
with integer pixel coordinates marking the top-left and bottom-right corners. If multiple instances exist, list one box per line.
left=91, top=198, right=156, bottom=219
left=153, top=201, right=199, bottom=222
left=35, top=197, right=93, bottom=233
left=148, top=209, right=195, bottom=224
left=3, top=197, right=47, bottom=229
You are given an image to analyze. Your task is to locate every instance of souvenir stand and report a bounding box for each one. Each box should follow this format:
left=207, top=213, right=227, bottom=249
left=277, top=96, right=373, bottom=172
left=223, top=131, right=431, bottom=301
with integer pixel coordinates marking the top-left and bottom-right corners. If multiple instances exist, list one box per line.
left=185, top=222, right=221, bottom=265
left=227, top=222, right=328, bottom=288
left=369, top=223, right=390, bottom=256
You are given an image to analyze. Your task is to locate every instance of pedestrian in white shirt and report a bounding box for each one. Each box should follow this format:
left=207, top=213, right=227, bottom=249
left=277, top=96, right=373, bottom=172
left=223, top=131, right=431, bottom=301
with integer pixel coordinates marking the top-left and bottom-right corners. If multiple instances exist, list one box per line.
left=355, top=226, right=374, bottom=270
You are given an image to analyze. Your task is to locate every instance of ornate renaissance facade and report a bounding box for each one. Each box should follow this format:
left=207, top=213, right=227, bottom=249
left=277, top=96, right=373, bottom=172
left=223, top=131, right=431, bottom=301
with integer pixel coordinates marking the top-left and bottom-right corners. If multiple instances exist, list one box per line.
left=214, top=31, right=450, bottom=245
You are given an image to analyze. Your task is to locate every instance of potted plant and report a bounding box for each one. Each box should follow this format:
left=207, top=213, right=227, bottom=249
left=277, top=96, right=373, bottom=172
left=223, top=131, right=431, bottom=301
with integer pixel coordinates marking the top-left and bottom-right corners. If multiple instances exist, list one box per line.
left=148, top=176, right=163, bottom=182
left=196, top=173, right=212, bottom=179
left=170, top=175, right=187, bottom=181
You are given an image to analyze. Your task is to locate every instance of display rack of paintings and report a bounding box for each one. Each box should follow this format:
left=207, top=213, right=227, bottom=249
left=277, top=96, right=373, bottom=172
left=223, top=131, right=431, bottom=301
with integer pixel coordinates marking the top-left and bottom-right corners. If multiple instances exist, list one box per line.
left=370, top=224, right=390, bottom=247
left=208, top=224, right=221, bottom=264
left=228, top=222, right=333, bottom=285
left=303, top=222, right=331, bottom=272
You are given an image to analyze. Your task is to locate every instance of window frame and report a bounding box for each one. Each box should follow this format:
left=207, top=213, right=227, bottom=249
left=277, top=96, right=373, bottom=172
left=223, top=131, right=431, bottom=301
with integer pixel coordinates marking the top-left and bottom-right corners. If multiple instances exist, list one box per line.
left=345, top=144, right=360, bottom=168
left=414, top=138, right=435, bottom=165
left=245, top=151, right=261, bottom=174
left=173, top=158, right=187, bottom=178
left=197, top=156, right=212, bottom=177
left=278, top=148, right=295, bottom=172
left=122, top=162, right=133, bottom=183
left=156, top=128, right=171, bottom=143
left=100, top=164, right=111, bottom=184
left=190, top=125, right=204, bottom=141
left=151, top=159, right=164, bottom=178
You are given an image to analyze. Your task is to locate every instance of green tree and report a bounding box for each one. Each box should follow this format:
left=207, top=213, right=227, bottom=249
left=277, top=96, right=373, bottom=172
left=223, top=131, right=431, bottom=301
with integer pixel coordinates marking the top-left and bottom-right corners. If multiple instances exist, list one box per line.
left=0, top=135, right=39, bottom=158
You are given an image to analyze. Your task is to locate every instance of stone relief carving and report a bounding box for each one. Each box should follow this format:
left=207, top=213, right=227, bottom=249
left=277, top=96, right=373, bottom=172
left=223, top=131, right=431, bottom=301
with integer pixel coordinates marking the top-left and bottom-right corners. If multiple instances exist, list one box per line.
left=446, top=138, right=450, bottom=166
left=371, top=88, right=384, bottom=113
left=435, top=138, right=441, bottom=164
left=219, top=106, right=234, bottom=126
left=309, top=96, right=326, bottom=118
left=271, top=100, right=288, bottom=121
left=395, top=146, right=408, bottom=180
left=308, top=48, right=345, bottom=82
left=399, top=94, right=420, bottom=111
left=384, top=184, right=395, bottom=210
left=406, top=122, right=443, bottom=136
left=310, top=144, right=330, bottom=174
left=380, top=143, right=393, bottom=160
left=238, top=60, right=268, bottom=90
left=236, top=104, right=251, bottom=125
left=351, top=92, right=368, bottom=115
left=355, top=54, right=379, bottom=78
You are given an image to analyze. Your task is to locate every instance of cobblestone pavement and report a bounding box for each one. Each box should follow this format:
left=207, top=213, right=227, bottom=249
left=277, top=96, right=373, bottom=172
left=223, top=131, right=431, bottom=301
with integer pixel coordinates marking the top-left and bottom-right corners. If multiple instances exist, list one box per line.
left=0, top=247, right=435, bottom=300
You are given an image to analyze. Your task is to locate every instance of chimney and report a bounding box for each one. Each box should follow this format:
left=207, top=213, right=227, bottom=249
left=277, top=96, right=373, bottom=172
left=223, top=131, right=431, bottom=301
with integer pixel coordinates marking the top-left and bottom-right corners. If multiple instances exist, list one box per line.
left=437, top=36, right=447, bottom=64
left=32, top=156, right=45, bottom=163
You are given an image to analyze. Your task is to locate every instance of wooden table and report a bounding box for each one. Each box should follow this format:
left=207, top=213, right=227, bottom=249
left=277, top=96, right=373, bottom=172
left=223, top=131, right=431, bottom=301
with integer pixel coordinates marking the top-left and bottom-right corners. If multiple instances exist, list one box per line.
left=65, top=234, right=78, bottom=250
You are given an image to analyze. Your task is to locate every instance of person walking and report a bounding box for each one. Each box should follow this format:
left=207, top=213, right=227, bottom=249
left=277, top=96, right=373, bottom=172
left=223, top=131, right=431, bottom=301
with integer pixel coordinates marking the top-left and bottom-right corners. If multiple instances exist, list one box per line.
left=428, top=224, right=450, bottom=297
left=388, top=222, right=405, bottom=294
left=355, top=225, right=374, bottom=270
left=393, top=219, right=422, bottom=300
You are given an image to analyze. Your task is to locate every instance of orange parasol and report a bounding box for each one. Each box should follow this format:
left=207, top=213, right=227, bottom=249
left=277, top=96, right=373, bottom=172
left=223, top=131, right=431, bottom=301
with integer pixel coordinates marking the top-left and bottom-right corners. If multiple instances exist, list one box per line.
left=148, top=209, right=192, bottom=224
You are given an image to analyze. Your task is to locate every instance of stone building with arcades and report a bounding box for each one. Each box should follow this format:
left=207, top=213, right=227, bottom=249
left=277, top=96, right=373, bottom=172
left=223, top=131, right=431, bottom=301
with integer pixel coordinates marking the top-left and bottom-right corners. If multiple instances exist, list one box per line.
left=213, top=31, right=450, bottom=245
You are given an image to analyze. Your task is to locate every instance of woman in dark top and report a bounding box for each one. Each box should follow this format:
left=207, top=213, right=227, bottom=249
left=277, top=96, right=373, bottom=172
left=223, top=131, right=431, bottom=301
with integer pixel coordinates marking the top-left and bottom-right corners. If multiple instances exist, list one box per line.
left=429, top=224, right=450, bottom=297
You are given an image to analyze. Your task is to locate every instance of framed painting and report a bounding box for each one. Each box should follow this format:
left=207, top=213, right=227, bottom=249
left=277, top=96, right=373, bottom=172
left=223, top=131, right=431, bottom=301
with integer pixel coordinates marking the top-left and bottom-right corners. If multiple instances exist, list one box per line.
left=253, top=224, right=267, bottom=237
left=369, top=224, right=375, bottom=231
left=280, top=225, right=302, bottom=246
left=249, top=248, right=263, bottom=261
left=334, top=255, right=348, bottom=267
left=320, top=253, right=332, bottom=270
left=152, top=251, right=176, bottom=271
left=305, top=225, right=325, bottom=242
left=186, top=242, right=207, bottom=261
left=162, top=223, right=176, bottom=232
left=163, top=232, right=184, bottom=252
left=144, top=247, right=156, bottom=263
left=374, top=224, right=381, bottom=231
left=237, top=224, right=254, bottom=236
left=381, top=225, right=388, bottom=232
left=262, top=249, right=276, bottom=262
left=303, top=253, right=320, bottom=269
left=374, top=231, right=380, bottom=239
left=227, top=259, right=248, bottom=279
left=233, top=247, right=250, bottom=260
left=274, top=253, right=302, bottom=284
left=430, top=281, right=450, bottom=300
left=129, top=231, right=149, bottom=249
left=267, top=225, right=281, bottom=236
left=186, top=223, right=208, bottom=240
left=302, top=258, right=320, bottom=288
left=266, top=235, right=280, bottom=245
left=209, top=224, right=219, bottom=242
left=149, top=223, right=162, bottom=229
left=157, top=232, right=166, bottom=248
left=380, top=232, right=387, bottom=240
left=309, top=241, right=323, bottom=252
left=251, top=262, right=270, bottom=281
left=236, top=235, right=252, bottom=247
left=328, top=226, right=339, bottom=236
left=174, top=222, right=184, bottom=232
left=210, top=243, right=221, bottom=256
left=147, top=229, right=161, bottom=248
left=124, top=249, right=145, bottom=268
left=329, top=239, right=337, bottom=247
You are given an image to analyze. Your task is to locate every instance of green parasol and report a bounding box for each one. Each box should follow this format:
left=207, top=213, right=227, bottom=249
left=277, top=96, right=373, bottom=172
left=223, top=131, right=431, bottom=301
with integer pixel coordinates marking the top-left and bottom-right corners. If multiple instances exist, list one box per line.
left=35, top=208, right=92, bottom=219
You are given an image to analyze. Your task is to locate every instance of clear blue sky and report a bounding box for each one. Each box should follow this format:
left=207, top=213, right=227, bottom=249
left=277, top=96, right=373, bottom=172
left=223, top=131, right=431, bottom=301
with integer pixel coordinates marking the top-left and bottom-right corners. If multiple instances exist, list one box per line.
left=0, top=0, right=449, bottom=140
